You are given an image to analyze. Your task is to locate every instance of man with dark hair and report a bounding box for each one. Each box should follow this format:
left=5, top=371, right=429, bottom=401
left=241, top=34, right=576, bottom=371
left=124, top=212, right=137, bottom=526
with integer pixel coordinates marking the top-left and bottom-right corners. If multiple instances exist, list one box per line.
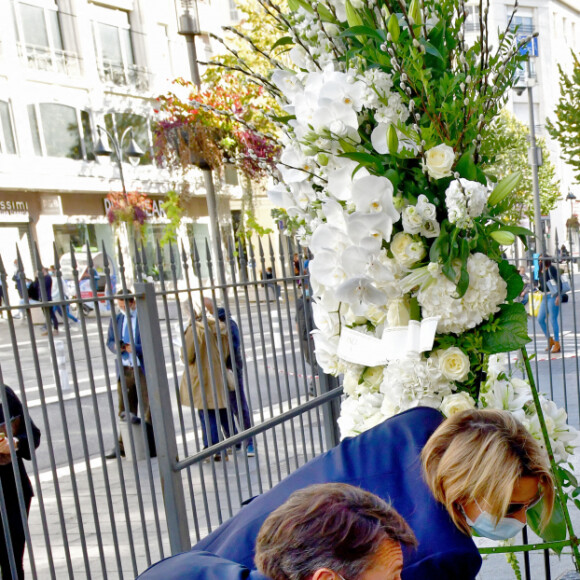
left=255, top=483, right=416, bottom=580
left=105, top=292, right=155, bottom=458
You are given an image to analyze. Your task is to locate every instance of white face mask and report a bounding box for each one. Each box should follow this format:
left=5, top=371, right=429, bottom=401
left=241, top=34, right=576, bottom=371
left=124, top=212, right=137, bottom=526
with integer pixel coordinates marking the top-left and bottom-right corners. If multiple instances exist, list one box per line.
left=465, top=509, right=525, bottom=540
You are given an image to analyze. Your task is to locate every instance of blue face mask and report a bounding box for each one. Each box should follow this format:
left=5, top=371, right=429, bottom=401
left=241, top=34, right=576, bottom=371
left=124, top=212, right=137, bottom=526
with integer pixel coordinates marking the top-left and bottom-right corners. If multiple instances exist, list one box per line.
left=465, top=509, right=525, bottom=540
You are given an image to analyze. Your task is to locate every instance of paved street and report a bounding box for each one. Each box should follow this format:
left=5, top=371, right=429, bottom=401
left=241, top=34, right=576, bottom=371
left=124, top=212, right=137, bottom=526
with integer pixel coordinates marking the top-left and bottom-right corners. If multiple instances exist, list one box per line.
left=2, top=283, right=580, bottom=579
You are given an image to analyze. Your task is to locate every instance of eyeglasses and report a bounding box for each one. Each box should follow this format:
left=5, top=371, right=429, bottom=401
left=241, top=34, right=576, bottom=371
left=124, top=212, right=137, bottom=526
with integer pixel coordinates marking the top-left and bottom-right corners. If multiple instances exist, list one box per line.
left=505, top=494, right=543, bottom=516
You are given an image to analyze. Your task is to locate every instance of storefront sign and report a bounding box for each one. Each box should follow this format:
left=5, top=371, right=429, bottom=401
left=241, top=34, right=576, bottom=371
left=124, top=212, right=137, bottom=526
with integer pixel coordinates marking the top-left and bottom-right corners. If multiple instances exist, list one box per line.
left=41, top=195, right=62, bottom=215
left=0, top=200, right=29, bottom=216
left=103, top=198, right=167, bottom=219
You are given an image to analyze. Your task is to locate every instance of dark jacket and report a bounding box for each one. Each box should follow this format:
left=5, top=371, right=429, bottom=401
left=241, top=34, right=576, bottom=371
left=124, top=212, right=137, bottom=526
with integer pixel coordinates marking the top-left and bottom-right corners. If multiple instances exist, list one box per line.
left=216, top=308, right=243, bottom=373
left=538, top=265, right=561, bottom=295
left=106, top=311, right=144, bottom=376
left=139, top=407, right=481, bottom=580
left=0, top=386, right=41, bottom=501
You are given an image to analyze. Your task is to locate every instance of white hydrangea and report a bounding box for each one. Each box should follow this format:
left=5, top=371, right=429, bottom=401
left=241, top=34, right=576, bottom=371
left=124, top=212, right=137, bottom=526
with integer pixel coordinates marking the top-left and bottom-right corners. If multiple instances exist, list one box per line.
left=417, top=253, right=507, bottom=334
left=445, top=178, right=489, bottom=229
left=380, top=355, right=454, bottom=417
left=338, top=391, right=385, bottom=438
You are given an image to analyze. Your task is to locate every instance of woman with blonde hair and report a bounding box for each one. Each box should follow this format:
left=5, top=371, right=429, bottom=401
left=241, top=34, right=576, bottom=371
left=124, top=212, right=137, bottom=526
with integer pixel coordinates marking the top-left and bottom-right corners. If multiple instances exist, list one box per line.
left=138, top=407, right=556, bottom=579
left=422, top=408, right=554, bottom=541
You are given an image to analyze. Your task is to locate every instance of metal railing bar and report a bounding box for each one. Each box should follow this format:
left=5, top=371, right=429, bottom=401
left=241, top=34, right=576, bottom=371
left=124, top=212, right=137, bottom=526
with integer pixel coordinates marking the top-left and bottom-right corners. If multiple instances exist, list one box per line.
left=51, top=255, right=108, bottom=579
left=175, top=386, right=344, bottom=471
left=257, top=238, right=291, bottom=479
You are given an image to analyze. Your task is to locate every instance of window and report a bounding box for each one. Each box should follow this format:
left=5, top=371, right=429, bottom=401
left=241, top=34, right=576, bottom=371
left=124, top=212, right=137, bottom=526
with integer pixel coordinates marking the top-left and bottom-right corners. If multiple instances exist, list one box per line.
left=14, top=1, right=80, bottom=74
left=28, top=104, right=94, bottom=160
left=92, top=6, right=148, bottom=90
left=228, top=0, right=239, bottom=22
left=465, top=6, right=480, bottom=33
left=0, top=101, right=17, bottom=155
left=509, top=15, right=534, bottom=35
left=104, top=112, right=153, bottom=165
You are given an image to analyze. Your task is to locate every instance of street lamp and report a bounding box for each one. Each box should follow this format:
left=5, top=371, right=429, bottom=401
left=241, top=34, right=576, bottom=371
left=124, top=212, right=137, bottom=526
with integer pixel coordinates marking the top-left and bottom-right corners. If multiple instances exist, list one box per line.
left=514, top=55, right=544, bottom=257
left=566, top=191, right=577, bottom=214
left=94, top=125, right=144, bottom=197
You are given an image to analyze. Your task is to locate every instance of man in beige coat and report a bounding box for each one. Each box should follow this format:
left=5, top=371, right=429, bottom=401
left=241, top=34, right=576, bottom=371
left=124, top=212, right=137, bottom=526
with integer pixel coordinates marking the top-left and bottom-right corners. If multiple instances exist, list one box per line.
left=180, top=311, right=235, bottom=461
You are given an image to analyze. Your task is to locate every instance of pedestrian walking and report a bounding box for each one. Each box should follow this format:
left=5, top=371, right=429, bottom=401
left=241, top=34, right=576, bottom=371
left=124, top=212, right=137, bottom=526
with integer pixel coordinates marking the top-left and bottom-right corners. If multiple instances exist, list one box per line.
left=11, top=260, right=25, bottom=319
left=105, top=292, right=156, bottom=459
left=537, top=257, right=564, bottom=354
left=295, top=282, right=317, bottom=395
left=204, top=298, right=254, bottom=457
left=0, top=385, right=41, bottom=580
left=37, top=268, right=58, bottom=336
left=180, top=307, right=234, bottom=462
left=48, top=266, right=79, bottom=327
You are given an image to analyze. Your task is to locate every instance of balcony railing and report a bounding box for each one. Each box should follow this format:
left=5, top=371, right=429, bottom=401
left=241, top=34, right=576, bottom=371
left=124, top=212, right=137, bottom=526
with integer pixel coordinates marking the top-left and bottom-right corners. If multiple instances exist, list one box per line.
left=17, top=43, right=82, bottom=76
left=97, top=60, right=150, bottom=92
left=509, top=23, right=535, bottom=35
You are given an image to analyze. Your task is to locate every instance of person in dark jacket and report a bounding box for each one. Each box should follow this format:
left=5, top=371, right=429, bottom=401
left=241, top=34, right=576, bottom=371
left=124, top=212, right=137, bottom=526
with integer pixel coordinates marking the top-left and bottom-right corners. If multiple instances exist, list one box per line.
left=137, top=407, right=553, bottom=580
left=106, top=293, right=155, bottom=458
left=203, top=299, right=254, bottom=456
left=0, top=385, right=41, bottom=580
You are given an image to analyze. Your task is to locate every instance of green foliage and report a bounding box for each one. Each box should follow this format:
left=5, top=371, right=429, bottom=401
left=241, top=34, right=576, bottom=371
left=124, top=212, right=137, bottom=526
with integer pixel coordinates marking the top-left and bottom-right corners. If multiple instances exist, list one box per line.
left=481, top=110, right=561, bottom=224
left=160, top=190, right=183, bottom=247
left=547, top=51, right=580, bottom=185
left=480, top=303, right=530, bottom=354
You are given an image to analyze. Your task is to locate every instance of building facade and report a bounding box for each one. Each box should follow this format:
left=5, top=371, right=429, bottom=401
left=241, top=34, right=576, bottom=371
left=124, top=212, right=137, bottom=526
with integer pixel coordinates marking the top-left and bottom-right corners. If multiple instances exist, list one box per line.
left=467, top=0, right=580, bottom=253
left=0, top=0, right=242, bottom=300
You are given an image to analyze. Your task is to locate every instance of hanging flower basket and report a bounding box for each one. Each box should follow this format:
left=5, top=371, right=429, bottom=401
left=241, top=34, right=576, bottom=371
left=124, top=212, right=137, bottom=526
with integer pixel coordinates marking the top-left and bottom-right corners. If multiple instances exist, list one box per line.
left=106, top=191, right=150, bottom=230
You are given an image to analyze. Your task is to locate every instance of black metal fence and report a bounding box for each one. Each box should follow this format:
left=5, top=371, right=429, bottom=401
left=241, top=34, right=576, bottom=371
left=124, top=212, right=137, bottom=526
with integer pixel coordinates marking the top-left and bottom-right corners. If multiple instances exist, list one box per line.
left=0, top=232, right=579, bottom=579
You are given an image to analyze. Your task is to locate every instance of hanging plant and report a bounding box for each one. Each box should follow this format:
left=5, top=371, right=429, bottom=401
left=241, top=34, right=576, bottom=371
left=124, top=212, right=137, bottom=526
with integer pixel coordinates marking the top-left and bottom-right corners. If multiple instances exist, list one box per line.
left=566, top=215, right=579, bottom=231
left=106, top=191, right=151, bottom=235
left=153, top=77, right=281, bottom=181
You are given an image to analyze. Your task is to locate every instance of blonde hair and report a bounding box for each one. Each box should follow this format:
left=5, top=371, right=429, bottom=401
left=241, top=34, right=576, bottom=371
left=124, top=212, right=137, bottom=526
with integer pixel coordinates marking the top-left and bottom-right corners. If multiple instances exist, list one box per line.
left=421, top=409, right=554, bottom=535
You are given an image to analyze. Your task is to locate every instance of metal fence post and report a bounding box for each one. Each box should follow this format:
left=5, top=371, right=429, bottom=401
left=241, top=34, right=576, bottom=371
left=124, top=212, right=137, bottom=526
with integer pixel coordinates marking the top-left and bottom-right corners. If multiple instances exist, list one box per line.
left=318, top=372, right=341, bottom=448
left=135, top=282, right=191, bottom=554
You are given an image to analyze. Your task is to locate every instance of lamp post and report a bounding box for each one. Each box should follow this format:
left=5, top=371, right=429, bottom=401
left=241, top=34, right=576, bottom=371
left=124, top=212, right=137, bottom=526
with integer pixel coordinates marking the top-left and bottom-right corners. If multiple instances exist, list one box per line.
left=566, top=191, right=577, bottom=215
left=94, top=125, right=144, bottom=198
left=95, top=125, right=144, bottom=285
left=177, top=0, right=226, bottom=287
left=514, top=57, right=544, bottom=257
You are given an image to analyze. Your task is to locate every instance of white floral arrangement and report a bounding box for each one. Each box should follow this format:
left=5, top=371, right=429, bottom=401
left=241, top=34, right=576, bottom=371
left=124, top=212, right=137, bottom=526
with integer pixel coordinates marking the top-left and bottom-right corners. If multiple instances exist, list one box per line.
left=212, top=0, right=580, bottom=543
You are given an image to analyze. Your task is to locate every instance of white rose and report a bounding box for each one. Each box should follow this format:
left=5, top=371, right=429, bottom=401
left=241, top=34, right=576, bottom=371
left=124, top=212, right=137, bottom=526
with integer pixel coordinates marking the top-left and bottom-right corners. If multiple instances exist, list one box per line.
left=440, top=392, right=476, bottom=417
left=390, top=232, right=426, bottom=268
left=343, top=367, right=363, bottom=396
left=362, top=366, right=384, bottom=390
left=423, top=144, right=455, bottom=179
left=402, top=206, right=423, bottom=234
left=436, top=347, right=471, bottom=382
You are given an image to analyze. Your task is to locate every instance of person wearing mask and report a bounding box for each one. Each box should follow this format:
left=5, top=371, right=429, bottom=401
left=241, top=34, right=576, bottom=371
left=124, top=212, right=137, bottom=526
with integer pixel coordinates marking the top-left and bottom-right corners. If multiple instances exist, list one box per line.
left=106, top=292, right=156, bottom=459
left=183, top=407, right=554, bottom=579
left=0, top=385, right=41, bottom=580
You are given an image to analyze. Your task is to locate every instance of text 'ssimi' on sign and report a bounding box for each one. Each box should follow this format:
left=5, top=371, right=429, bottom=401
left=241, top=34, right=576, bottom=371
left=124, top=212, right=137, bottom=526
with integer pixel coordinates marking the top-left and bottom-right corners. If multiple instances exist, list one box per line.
left=103, top=198, right=167, bottom=219
left=0, top=200, right=29, bottom=215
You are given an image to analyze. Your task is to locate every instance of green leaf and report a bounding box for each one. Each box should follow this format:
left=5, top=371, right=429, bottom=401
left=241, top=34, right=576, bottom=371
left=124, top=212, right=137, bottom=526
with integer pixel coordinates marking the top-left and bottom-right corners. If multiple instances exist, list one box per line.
left=345, top=0, right=364, bottom=27
left=409, top=296, right=421, bottom=321
left=527, top=500, right=567, bottom=550
left=499, top=260, right=524, bottom=301
left=271, top=37, right=295, bottom=51
left=287, top=0, right=300, bottom=12
left=455, top=150, right=477, bottom=181
left=487, top=172, right=523, bottom=206
left=339, top=151, right=383, bottom=172
left=481, top=303, right=530, bottom=354
left=292, top=0, right=314, bottom=13
left=421, top=40, right=444, bottom=61
left=387, top=14, right=400, bottom=42
left=317, top=3, right=335, bottom=22
left=342, top=26, right=384, bottom=43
